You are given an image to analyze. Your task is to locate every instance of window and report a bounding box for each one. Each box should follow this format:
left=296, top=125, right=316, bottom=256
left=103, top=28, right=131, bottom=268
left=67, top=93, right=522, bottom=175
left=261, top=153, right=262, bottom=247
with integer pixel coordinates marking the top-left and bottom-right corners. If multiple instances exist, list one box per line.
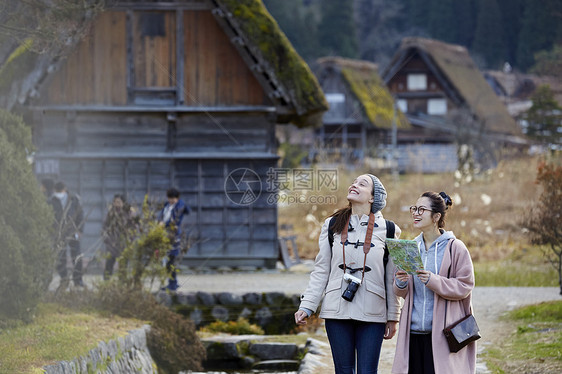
left=131, top=10, right=177, bottom=105
left=326, top=93, right=345, bottom=104
left=397, top=99, right=408, bottom=113
left=427, top=98, right=447, bottom=115
left=325, top=93, right=346, bottom=120
left=407, top=74, right=427, bottom=91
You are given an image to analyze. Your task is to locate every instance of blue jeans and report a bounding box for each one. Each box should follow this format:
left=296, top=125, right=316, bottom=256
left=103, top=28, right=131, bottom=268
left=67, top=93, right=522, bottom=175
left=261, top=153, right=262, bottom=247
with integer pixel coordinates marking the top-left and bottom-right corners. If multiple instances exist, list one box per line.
left=325, top=318, right=385, bottom=374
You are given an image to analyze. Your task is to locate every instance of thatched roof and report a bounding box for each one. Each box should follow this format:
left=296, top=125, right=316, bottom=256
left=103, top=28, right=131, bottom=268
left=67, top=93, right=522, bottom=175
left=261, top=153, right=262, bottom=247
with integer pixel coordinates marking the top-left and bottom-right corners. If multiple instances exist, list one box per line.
left=317, top=56, right=410, bottom=130
left=383, top=37, right=521, bottom=136
left=0, top=0, right=327, bottom=126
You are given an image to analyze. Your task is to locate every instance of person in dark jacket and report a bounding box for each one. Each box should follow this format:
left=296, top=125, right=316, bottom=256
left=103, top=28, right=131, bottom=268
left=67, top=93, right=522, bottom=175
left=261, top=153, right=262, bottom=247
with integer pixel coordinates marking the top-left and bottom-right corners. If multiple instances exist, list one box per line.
left=157, top=187, right=190, bottom=291
left=51, top=181, right=85, bottom=290
left=102, top=194, right=136, bottom=280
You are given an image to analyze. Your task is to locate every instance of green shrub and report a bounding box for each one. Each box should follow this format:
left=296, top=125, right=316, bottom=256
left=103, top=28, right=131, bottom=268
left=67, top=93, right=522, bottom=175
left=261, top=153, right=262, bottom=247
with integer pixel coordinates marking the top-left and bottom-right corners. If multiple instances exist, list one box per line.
left=116, top=195, right=171, bottom=290
left=53, top=283, right=207, bottom=373
left=0, top=110, right=53, bottom=323
left=201, top=317, right=265, bottom=335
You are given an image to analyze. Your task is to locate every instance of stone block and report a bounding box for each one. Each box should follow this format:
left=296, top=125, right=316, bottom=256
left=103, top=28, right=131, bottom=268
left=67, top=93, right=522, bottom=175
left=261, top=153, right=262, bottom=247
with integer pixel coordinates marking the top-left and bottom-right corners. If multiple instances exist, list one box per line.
left=211, top=305, right=229, bottom=321
left=248, top=342, right=298, bottom=360
left=243, top=292, right=263, bottom=305
left=196, top=291, right=216, bottom=306
left=217, top=292, right=243, bottom=305
left=265, top=292, right=287, bottom=306
left=254, top=307, right=272, bottom=326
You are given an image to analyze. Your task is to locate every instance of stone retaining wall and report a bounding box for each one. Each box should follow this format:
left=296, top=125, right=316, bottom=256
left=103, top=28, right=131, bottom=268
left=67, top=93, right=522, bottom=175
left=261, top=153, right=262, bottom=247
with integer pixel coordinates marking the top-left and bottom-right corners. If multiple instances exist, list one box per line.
left=172, top=291, right=301, bottom=334
left=43, top=325, right=156, bottom=374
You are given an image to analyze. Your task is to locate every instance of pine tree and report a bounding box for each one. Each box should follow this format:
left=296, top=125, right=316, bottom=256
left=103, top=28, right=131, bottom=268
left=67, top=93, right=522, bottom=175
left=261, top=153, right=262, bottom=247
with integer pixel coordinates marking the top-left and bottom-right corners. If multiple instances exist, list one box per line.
left=453, top=0, right=477, bottom=47
left=0, top=110, right=54, bottom=322
left=427, top=0, right=457, bottom=43
left=525, top=85, right=562, bottom=147
left=517, top=0, right=562, bottom=71
left=497, top=0, right=524, bottom=67
left=263, top=0, right=318, bottom=61
left=354, top=0, right=405, bottom=65
left=317, top=0, right=358, bottom=58
left=472, top=0, right=505, bottom=68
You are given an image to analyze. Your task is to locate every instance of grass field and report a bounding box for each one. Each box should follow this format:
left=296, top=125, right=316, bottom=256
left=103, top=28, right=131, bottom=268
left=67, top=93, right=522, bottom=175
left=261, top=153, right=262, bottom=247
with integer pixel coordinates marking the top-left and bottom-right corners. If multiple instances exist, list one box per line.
left=484, top=300, right=562, bottom=373
left=0, top=303, right=144, bottom=374
left=278, top=154, right=560, bottom=287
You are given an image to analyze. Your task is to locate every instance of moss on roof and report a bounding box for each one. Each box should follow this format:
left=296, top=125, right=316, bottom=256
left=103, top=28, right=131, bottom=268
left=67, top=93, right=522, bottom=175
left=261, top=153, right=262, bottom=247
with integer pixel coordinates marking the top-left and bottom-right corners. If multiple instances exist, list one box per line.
left=399, top=37, right=521, bottom=136
left=320, top=57, right=409, bottom=130
left=217, top=0, right=328, bottom=126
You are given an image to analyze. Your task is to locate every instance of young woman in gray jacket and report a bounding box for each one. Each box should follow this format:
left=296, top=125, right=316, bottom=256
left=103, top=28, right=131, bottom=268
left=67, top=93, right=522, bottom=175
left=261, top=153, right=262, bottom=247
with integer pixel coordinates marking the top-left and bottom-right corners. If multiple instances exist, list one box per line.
left=295, top=174, right=401, bottom=374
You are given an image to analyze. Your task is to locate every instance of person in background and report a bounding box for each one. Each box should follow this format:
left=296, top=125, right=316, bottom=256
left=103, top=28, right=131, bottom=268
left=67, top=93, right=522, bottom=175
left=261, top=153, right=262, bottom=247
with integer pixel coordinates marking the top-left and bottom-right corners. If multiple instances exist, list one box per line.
left=51, top=181, right=85, bottom=290
left=392, top=191, right=476, bottom=374
left=295, top=174, right=401, bottom=374
left=157, top=187, right=190, bottom=292
left=102, top=194, right=136, bottom=280
left=41, top=178, right=54, bottom=199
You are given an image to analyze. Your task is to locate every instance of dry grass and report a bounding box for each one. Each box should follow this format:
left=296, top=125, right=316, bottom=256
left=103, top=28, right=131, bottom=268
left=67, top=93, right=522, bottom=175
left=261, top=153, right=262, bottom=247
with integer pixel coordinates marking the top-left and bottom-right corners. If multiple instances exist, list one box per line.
left=278, top=155, right=560, bottom=285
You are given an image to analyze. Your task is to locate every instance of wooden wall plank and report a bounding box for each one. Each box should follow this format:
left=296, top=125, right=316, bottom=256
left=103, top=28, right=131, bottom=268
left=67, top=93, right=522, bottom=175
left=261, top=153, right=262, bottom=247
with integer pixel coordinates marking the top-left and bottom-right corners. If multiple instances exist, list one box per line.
left=42, top=11, right=127, bottom=105
left=183, top=10, right=267, bottom=106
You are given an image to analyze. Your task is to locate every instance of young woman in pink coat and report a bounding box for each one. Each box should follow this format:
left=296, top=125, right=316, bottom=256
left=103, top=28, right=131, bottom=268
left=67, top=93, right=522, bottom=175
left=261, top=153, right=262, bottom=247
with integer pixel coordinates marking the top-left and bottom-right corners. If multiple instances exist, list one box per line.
left=392, top=191, right=477, bottom=374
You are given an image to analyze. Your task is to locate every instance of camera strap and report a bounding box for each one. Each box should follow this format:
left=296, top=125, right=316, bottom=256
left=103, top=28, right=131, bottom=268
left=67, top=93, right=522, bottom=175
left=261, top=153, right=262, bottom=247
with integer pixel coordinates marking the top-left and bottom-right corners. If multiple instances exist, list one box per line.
left=340, top=212, right=376, bottom=283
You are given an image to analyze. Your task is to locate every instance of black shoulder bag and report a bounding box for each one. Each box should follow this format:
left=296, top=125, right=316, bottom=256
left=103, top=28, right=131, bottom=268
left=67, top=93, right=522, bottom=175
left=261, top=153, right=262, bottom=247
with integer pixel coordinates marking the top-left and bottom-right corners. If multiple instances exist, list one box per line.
left=443, top=239, right=481, bottom=353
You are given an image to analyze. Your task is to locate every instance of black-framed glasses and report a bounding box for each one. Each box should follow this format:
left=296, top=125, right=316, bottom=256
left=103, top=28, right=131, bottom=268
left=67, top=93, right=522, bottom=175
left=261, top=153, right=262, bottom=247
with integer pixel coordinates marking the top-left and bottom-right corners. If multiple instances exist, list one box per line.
left=409, top=206, right=434, bottom=215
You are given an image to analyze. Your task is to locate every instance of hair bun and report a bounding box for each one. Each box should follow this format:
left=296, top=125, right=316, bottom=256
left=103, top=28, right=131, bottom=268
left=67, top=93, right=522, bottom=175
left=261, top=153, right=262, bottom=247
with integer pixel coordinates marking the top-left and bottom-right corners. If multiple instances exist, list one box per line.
left=439, top=191, right=453, bottom=208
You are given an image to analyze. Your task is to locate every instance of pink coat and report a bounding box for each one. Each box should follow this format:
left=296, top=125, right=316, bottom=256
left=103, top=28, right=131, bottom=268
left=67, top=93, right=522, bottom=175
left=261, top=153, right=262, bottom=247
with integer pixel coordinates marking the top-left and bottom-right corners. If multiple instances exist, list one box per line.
left=392, top=238, right=477, bottom=374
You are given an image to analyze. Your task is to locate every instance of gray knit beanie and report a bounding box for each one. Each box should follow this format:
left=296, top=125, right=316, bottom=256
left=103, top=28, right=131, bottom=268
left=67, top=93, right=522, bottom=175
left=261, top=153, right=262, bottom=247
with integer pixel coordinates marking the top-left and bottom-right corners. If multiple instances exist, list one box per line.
left=367, top=174, right=387, bottom=213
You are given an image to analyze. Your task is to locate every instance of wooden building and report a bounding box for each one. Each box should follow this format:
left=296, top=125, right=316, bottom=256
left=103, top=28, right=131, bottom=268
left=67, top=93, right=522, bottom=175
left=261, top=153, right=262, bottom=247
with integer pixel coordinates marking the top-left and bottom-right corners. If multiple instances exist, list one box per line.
left=382, top=37, right=526, bottom=172
left=0, top=0, right=327, bottom=268
left=312, top=57, right=409, bottom=165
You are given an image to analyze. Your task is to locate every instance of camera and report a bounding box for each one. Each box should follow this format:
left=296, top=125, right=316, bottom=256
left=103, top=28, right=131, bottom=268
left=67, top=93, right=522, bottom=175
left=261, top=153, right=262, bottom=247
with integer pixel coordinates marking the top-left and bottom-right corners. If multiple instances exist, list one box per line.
left=342, top=273, right=362, bottom=302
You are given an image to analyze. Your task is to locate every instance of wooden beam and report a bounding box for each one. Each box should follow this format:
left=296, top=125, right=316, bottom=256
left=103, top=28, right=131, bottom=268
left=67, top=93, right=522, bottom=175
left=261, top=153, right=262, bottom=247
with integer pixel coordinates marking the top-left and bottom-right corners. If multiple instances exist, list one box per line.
left=126, top=10, right=134, bottom=104
left=176, top=9, right=185, bottom=105
left=31, top=105, right=276, bottom=113
left=112, top=1, right=212, bottom=11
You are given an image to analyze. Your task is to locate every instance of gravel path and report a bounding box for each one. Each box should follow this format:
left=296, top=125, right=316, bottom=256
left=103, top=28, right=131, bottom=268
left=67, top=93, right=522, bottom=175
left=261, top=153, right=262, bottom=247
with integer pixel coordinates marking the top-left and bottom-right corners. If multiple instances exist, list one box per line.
left=171, top=271, right=560, bottom=374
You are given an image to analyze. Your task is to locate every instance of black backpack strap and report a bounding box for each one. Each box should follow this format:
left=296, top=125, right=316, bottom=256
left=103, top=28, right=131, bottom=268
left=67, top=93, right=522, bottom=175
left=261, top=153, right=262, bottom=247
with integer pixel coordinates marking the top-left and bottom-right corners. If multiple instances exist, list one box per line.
left=328, top=216, right=336, bottom=249
left=384, top=219, right=395, bottom=315
left=384, top=219, right=395, bottom=267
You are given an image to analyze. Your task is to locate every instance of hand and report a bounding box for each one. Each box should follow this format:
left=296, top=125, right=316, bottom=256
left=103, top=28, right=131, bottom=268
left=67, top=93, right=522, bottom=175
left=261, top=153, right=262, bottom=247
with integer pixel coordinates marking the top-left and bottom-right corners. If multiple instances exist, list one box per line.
left=384, top=321, right=398, bottom=339
left=416, top=270, right=431, bottom=284
left=395, top=270, right=409, bottom=282
left=294, top=310, right=308, bottom=325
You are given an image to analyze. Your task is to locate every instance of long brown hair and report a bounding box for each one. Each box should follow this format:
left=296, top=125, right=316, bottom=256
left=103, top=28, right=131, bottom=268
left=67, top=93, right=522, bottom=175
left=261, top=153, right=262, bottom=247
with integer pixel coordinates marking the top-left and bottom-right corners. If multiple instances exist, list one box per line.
left=329, top=203, right=352, bottom=234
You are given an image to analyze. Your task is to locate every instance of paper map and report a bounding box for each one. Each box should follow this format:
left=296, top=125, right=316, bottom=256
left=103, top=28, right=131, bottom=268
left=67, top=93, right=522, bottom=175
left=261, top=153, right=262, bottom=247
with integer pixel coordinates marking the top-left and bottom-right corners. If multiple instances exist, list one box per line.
left=385, top=238, right=424, bottom=274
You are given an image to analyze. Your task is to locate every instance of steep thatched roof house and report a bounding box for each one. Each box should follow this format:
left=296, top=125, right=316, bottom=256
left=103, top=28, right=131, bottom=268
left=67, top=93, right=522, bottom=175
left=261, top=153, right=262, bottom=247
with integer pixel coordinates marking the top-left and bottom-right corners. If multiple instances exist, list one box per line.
left=312, top=57, right=409, bottom=165
left=0, top=0, right=327, bottom=268
left=382, top=37, right=526, bottom=172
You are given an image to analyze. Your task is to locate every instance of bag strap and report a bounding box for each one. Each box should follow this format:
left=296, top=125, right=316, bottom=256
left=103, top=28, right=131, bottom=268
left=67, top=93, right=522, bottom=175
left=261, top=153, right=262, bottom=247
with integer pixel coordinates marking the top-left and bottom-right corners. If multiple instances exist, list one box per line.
left=444, top=238, right=455, bottom=328
left=328, top=216, right=336, bottom=250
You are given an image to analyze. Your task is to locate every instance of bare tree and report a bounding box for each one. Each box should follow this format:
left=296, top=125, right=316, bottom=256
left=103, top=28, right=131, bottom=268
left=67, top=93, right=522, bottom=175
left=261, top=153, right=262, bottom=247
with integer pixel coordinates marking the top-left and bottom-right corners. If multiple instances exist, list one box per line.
left=524, top=160, right=562, bottom=295
left=0, top=0, right=104, bottom=56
